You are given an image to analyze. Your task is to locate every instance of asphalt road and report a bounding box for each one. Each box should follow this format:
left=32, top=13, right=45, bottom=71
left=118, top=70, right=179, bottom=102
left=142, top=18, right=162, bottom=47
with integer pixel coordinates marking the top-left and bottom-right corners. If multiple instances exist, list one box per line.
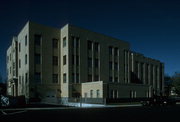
left=1, top=105, right=180, bottom=122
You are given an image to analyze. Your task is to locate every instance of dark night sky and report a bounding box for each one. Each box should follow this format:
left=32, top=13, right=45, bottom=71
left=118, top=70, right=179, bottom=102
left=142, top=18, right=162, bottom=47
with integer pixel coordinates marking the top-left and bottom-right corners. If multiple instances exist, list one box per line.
left=0, top=0, right=180, bottom=81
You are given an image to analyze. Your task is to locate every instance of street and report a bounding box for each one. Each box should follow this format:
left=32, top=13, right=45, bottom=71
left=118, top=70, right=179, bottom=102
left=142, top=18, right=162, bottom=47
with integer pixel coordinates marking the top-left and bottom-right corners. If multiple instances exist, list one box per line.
left=1, top=104, right=180, bottom=122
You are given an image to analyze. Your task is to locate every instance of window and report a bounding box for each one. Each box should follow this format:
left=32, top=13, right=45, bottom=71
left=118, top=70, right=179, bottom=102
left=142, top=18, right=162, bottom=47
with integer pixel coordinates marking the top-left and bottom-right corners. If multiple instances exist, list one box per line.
left=34, top=34, right=41, bottom=46
left=88, top=58, right=92, bottom=68
left=114, top=62, right=118, bottom=70
left=19, top=59, right=21, bottom=68
left=109, top=62, right=113, bottom=70
left=25, top=35, right=27, bottom=46
left=35, top=72, right=41, bottom=83
left=72, top=73, right=75, bottom=83
left=63, top=73, right=67, bottom=83
left=109, top=77, right=113, bottom=82
left=35, top=54, right=41, bottom=64
left=90, top=90, right=93, bottom=98
left=97, top=90, right=100, bottom=98
left=88, top=41, right=92, bottom=50
left=109, top=46, right=113, bottom=55
left=25, top=54, right=27, bottom=64
left=114, top=90, right=118, bottom=98
left=72, top=55, right=75, bottom=65
left=110, top=90, right=114, bottom=98
left=114, top=48, right=118, bottom=56
left=53, top=74, right=58, bottom=83
left=76, top=73, right=79, bottom=83
left=53, top=56, right=58, bottom=65
left=94, top=75, right=99, bottom=81
left=53, top=38, right=58, bottom=48
left=71, top=36, right=75, bottom=48
left=76, top=37, right=79, bottom=48
left=95, top=42, right=99, bottom=52
left=95, top=59, right=99, bottom=68
left=25, top=73, right=28, bottom=83
left=63, top=37, right=66, bottom=47
left=63, top=55, right=66, bottom=65
left=19, top=43, right=21, bottom=52
left=88, top=75, right=92, bottom=82
left=76, top=56, right=79, bottom=66
left=114, top=77, right=118, bottom=82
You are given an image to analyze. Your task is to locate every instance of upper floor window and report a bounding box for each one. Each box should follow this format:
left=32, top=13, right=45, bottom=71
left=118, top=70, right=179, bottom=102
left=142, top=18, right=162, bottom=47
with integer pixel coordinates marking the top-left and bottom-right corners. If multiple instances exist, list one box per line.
left=19, top=59, right=21, bottom=68
left=34, top=34, right=41, bottom=46
left=53, top=38, right=58, bottom=48
left=25, top=35, right=27, bottom=46
left=35, top=54, right=41, bottom=64
left=53, top=74, right=58, bottom=83
left=63, top=37, right=66, bottom=47
left=63, top=55, right=66, bottom=65
left=95, top=42, right=99, bottom=52
left=88, top=41, right=92, bottom=50
left=53, top=56, right=58, bottom=66
left=63, top=73, right=67, bottom=83
left=114, top=48, right=118, bottom=56
left=109, top=46, right=113, bottom=55
left=76, top=37, right=79, bottom=48
left=35, top=72, right=41, bottom=83
left=25, top=54, right=27, bottom=65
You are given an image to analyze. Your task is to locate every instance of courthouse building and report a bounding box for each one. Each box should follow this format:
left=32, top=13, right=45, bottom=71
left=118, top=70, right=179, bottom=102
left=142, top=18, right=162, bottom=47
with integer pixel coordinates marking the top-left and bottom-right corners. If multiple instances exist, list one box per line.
left=6, top=21, right=164, bottom=104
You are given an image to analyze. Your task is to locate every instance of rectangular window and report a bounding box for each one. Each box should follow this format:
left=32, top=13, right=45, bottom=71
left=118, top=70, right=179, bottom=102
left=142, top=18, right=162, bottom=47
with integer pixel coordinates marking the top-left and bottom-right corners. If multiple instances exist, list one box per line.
left=72, top=73, right=75, bottom=83
left=25, top=73, right=28, bottom=83
left=53, top=74, right=58, bottom=83
left=76, top=73, right=79, bottom=83
left=35, top=54, right=41, bottom=64
left=34, top=34, right=41, bottom=46
left=109, top=77, right=113, bottom=82
left=114, top=62, right=118, bottom=70
left=95, top=42, right=99, bottom=52
left=63, top=55, right=66, bottom=65
left=88, top=58, right=92, bottom=68
left=90, top=90, right=93, bottom=98
left=115, top=77, right=118, bottom=82
left=25, top=35, right=27, bottom=46
left=35, top=72, right=41, bottom=83
left=76, top=56, right=79, bottom=66
left=114, top=48, right=118, bottom=56
left=63, top=73, right=67, bottom=83
left=97, top=90, right=100, bottom=98
left=19, top=43, right=21, bottom=52
left=109, top=46, right=113, bottom=55
left=94, top=75, right=99, bottom=81
left=72, top=55, right=75, bottom=65
left=109, top=62, right=113, bottom=70
left=25, top=54, right=27, bottom=65
left=53, top=38, right=58, bottom=48
left=88, top=75, right=92, bottom=82
left=63, top=37, right=66, bottom=47
left=76, top=37, right=79, bottom=48
left=71, top=36, right=75, bottom=48
left=95, top=59, right=99, bottom=68
left=53, top=56, right=58, bottom=65
left=88, top=41, right=92, bottom=50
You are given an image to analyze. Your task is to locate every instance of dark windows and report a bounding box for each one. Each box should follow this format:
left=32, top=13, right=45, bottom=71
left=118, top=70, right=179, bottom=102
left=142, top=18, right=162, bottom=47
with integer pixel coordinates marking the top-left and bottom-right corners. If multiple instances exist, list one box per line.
left=71, top=36, right=75, bottom=48
left=115, top=77, right=118, bottom=82
left=25, top=73, right=28, bottom=83
left=35, top=72, right=41, bottom=83
left=109, top=62, right=113, bottom=70
left=76, top=37, right=79, bottom=48
left=63, top=73, right=67, bottom=83
left=88, top=41, right=92, bottom=50
left=114, top=48, right=118, bottom=56
left=25, top=54, right=27, bottom=65
left=53, top=74, right=58, bottom=83
left=95, top=42, right=99, bottom=52
left=88, top=75, right=92, bottom=82
left=95, top=59, right=99, bottom=68
left=94, top=75, right=99, bottom=81
left=34, top=34, right=41, bottom=46
left=63, top=37, right=66, bottom=47
left=72, top=55, right=75, bottom=65
left=63, top=55, right=66, bottom=65
left=109, top=46, right=113, bottom=55
left=25, top=35, right=27, bottom=46
left=76, top=73, right=79, bottom=83
left=114, top=62, right=118, bottom=70
left=35, top=54, right=41, bottom=64
left=53, top=38, right=58, bottom=48
left=109, top=77, right=113, bottom=82
left=88, top=58, right=92, bottom=68
left=76, top=56, right=79, bottom=66
left=53, top=56, right=58, bottom=65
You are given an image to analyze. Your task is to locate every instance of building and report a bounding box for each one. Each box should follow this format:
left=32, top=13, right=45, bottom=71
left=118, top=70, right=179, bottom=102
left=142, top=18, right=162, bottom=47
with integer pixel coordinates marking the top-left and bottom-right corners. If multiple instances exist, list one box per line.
left=6, top=21, right=164, bottom=104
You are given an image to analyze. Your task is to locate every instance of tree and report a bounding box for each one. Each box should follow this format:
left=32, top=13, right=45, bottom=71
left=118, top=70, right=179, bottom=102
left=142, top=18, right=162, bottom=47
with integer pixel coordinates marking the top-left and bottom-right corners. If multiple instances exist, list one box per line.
left=172, top=72, right=180, bottom=96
